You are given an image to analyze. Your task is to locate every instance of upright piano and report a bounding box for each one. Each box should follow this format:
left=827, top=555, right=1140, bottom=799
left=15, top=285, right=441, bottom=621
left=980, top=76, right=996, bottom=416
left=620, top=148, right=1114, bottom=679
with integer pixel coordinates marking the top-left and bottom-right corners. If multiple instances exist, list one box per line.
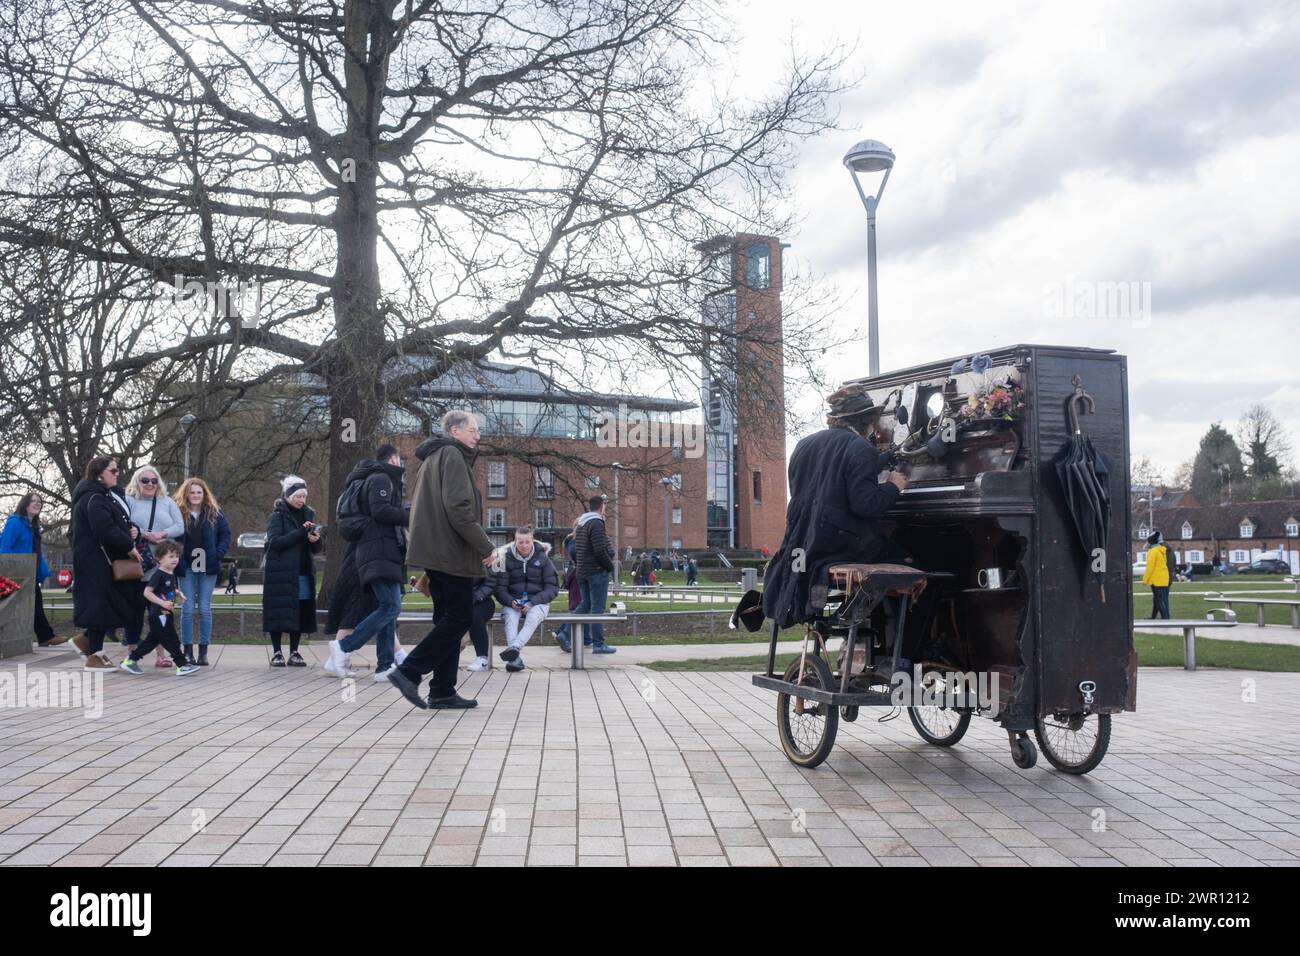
left=844, top=344, right=1137, bottom=729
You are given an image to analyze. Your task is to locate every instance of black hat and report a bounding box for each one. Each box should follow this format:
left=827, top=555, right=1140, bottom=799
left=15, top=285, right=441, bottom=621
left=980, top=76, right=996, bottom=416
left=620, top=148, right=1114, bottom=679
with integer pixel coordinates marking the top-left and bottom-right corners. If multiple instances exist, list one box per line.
left=730, top=589, right=765, bottom=633
left=1147, top=531, right=1162, bottom=545
left=826, top=385, right=884, bottom=424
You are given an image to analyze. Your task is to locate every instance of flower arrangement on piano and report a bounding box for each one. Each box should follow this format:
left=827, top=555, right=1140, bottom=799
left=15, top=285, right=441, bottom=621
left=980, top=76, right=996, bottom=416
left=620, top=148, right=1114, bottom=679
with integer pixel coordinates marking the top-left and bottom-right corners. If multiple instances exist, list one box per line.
left=958, top=378, right=1027, bottom=422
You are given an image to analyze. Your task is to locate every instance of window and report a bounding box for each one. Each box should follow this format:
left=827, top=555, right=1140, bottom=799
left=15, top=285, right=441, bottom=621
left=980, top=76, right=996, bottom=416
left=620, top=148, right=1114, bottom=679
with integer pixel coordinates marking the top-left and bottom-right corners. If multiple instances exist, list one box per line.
left=488, top=461, right=507, bottom=498
left=671, top=538, right=682, bottom=549
left=487, top=508, right=506, bottom=529
left=1181, top=522, right=1193, bottom=539
left=534, top=466, right=554, bottom=499
left=1136, top=524, right=1149, bottom=540
left=1186, top=550, right=1204, bottom=563
left=1230, top=550, right=1249, bottom=563
left=1240, top=522, right=1254, bottom=538
left=752, top=470, right=762, bottom=503
left=669, top=472, right=682, bottom=492
left=585, top=475, right=600, bottom=489
left=745, top=242, right=770, bottom=289
left=534, top=508, right=553, bottom=530
left=1287, top=521, right=1299, bottom=537
left=672, top=507, right=682, bottom=525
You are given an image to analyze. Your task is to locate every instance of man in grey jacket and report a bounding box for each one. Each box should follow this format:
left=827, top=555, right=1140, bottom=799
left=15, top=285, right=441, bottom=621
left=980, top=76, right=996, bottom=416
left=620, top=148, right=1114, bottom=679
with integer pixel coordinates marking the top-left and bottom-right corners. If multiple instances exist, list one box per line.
left=387, top=410, right=495, bottom=710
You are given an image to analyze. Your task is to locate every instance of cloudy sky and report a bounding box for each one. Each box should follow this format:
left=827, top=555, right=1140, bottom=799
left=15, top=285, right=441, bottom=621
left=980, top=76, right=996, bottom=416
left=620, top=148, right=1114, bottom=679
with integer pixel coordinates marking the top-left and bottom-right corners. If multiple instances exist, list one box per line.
left=732, top=0, right=1300, bottom=477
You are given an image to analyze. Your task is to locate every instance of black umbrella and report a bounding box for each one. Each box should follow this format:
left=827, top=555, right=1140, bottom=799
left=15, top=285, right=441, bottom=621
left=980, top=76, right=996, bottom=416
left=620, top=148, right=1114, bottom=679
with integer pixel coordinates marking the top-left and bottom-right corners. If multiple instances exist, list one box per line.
left=1054, top=377, right=1111, bottom=602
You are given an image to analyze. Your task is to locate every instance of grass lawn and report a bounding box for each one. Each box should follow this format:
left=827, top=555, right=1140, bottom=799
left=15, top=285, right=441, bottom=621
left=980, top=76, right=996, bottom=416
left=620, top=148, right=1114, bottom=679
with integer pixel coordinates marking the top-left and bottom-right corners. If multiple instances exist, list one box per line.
left=649, top=634, right=1300, bottom=672
left=1131, top=579, right=1300, bottom=626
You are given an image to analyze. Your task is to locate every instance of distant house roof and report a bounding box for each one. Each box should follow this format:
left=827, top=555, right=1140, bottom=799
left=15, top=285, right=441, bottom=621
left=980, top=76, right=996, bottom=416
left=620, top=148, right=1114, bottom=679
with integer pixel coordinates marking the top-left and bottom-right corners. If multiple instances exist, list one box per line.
left=1140, top=499, right=1300, bottom=540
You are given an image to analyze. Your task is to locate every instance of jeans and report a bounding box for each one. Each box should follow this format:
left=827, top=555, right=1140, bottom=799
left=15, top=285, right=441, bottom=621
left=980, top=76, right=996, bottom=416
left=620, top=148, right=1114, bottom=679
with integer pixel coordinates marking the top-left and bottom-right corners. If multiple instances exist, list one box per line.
left=501, top=603, right=549, bottom=650
left=339, top=579, right=402, bottom=670
left=1150, top=585, right=1171, bottom=620
left=398, top=570, right=473, bottom=699
left=180, top=572, right=217, bottom=646
left=576, top=572, right=611, bottom=646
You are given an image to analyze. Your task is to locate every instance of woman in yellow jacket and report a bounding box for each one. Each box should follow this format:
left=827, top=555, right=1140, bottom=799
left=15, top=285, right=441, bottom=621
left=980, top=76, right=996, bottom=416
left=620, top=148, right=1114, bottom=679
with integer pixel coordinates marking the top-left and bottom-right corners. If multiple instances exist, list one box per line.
left=1141, top=531, right=1173, bottom=619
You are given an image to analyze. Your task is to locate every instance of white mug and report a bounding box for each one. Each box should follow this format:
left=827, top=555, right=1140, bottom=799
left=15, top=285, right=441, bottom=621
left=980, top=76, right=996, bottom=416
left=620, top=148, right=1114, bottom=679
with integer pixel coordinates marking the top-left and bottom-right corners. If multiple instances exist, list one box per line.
left=978, top=568, right=1003, bottom=589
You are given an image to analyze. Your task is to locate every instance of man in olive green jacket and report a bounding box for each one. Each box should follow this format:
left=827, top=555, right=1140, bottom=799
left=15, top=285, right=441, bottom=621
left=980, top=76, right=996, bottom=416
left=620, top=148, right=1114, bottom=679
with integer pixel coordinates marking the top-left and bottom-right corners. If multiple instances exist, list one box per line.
left=388, top=410, right=494, bottom=710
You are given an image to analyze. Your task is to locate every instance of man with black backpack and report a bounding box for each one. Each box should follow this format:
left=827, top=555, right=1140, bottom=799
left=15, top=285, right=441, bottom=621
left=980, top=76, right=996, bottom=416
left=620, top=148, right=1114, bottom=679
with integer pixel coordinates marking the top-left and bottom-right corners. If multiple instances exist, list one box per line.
left=325, top=444, right=409, bottom=679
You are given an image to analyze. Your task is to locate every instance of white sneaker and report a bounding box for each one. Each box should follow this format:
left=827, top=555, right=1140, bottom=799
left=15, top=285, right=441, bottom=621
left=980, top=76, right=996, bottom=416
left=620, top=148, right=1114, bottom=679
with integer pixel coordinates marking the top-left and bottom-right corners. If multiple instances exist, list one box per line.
left=394, top=647, right=408, bottom=666
left=374, top=665, right=397, bottom=682
left=324, top=639, right=351, bottom=677
left=466, top=656, right=489, bottom=672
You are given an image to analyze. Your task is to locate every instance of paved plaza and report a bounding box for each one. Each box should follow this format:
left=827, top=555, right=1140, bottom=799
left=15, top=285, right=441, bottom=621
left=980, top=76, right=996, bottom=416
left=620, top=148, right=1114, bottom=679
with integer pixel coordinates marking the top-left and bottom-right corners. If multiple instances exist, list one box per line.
left=1, top=644, right=1298, bottom=867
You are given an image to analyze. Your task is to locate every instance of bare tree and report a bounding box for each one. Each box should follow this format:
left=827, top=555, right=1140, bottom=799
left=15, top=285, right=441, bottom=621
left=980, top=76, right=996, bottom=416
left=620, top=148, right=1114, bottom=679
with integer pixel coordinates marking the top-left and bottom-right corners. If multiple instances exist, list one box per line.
left=1237, top=403, right=1292, bottom=484
left=0, top=0, right=846, bottom=583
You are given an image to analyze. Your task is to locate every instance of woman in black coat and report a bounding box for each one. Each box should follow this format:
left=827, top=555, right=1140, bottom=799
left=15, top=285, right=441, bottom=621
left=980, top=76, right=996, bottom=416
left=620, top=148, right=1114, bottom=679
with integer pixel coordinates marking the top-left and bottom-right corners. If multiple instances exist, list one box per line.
left=70, top=455, right=143, bottom=670
left=262, top=475, right=323, bottom=666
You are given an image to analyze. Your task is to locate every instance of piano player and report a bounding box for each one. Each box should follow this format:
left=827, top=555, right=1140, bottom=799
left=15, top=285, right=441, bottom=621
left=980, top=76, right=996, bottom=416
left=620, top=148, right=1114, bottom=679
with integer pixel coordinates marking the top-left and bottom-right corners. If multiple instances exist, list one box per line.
left=761, top=386, right=910, bottom=629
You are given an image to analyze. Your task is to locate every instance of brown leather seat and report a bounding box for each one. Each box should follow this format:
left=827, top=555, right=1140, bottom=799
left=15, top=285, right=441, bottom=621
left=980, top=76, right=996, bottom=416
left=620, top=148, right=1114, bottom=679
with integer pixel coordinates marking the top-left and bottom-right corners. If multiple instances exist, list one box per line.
left=829, top=562, right=928, bottom=599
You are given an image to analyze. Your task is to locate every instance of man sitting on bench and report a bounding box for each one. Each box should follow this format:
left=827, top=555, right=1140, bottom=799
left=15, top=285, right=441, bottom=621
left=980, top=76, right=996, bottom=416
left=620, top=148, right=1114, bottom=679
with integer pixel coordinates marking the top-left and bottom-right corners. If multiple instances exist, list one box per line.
left=492, top=526, right=559, bottom=672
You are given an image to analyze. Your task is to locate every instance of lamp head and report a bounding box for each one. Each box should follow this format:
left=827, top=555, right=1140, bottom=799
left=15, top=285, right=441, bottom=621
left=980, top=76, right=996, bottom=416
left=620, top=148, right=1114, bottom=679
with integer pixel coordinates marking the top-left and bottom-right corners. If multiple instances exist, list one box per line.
left=843, top=139, right=895, bottom=173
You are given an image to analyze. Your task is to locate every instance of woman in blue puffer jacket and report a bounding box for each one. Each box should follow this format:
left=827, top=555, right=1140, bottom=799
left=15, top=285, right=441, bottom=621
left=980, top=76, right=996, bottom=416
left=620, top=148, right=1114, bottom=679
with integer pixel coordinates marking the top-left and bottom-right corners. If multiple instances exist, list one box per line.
left=0, top=491, right=60, bottom=647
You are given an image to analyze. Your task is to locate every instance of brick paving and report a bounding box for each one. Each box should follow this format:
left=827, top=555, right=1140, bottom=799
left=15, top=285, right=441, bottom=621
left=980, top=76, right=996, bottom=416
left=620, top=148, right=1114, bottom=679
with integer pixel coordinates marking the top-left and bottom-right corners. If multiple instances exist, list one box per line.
left=1, top=645, right=1298, bottom=866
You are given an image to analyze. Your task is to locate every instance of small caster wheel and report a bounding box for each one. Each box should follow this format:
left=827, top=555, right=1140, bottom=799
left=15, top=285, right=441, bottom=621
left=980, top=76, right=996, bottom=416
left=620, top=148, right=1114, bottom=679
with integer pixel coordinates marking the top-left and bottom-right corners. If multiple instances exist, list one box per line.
left=841, top=705, right=859, bottom=722
left=1010, top=732, right=1037, bottom=769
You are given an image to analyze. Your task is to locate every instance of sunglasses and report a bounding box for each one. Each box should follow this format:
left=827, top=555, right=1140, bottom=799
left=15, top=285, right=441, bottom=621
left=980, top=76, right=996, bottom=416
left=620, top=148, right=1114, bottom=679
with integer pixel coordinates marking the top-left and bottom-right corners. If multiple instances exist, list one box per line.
left=105, top=467, right=118, bottom=474
left=139, top=477, right=158, bottom=485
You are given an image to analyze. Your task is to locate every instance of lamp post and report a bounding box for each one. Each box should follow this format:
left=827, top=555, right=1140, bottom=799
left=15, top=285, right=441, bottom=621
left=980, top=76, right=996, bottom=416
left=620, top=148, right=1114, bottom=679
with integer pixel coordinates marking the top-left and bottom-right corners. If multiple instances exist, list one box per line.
left=180, top=414, right=197, bottom=476
left=611, top=462, right=626, bottom=587
left=843, top=138, right=896, bottom=376
left=660, top=475, right=673, bottom=557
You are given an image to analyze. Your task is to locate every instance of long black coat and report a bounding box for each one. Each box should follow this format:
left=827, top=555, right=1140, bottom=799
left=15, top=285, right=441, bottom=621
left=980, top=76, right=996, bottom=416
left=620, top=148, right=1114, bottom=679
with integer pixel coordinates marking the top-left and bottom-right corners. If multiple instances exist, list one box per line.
left=262, top=499, right=322, bottom=634
left=762, top=426, right=902, bottom=628
left=340, top=459, right=409, bottom=588
left=70, top=479, right=142, bottom=630
left=324, top=543, right=366, bottom=635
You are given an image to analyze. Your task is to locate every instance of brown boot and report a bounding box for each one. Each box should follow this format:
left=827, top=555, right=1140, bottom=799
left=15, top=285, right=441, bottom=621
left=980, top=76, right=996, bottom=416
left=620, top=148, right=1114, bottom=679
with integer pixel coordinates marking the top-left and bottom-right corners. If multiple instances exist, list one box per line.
left=84, top=653, right=114, bottom=671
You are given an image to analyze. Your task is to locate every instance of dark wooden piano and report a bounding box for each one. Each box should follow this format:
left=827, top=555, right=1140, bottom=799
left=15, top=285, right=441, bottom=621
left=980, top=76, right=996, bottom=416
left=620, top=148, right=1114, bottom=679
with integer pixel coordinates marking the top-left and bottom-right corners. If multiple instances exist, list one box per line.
left=848, top=343, right=1137, bottom=742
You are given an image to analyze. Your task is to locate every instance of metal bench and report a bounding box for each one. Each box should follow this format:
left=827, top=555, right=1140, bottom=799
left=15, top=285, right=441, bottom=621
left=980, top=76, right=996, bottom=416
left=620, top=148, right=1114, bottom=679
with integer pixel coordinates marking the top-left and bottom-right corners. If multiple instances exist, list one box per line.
left=1134, top=609, right=1237, bottom=670
left=1203, top=593, right=1300, bottom=628
left=395, top=610, right=625, bottom=671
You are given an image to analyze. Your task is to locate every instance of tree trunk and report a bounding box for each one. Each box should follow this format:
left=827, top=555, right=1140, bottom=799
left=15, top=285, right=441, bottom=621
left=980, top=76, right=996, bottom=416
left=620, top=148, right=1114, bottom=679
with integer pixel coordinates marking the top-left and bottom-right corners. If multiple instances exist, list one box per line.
left=321, top=0, right=389, bottom=601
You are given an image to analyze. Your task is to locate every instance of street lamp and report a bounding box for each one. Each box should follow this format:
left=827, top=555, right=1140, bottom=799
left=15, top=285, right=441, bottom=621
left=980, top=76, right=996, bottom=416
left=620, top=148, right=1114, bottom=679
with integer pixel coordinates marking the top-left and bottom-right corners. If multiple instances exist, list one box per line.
left=611, top=462, right=627, bottom=587
left=660, top=475, right=674, bottom=557
left=844, top=138, right=896, bottom=376
left=179, top=414, right=198, bottom=476
left=1136, top=496, right=1154, bottom=539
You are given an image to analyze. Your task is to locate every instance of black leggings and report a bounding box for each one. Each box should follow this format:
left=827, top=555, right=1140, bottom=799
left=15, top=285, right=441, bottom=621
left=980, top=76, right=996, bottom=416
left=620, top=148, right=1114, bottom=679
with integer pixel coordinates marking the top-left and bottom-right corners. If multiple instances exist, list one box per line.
left=467, top=598, right=495, bottom=658
left=269, top=632, right=301, bottom=654
left=34, top=586, right=55, bottom=643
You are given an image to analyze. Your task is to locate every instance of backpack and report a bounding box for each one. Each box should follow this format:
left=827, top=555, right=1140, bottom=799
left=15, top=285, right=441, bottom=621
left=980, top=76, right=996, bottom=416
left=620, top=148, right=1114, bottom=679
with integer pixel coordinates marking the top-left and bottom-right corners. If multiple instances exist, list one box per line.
left=336, top=478, right=367, bottom=523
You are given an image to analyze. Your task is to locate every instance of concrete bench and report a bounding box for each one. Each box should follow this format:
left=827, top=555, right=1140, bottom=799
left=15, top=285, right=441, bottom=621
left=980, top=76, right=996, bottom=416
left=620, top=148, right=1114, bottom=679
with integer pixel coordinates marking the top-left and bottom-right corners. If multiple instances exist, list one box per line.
left=1203, top=593, right=1300, bottom=628
left=395, top=610, right=626, bottom=670
left=1135, top=609, right=1237, bottom=670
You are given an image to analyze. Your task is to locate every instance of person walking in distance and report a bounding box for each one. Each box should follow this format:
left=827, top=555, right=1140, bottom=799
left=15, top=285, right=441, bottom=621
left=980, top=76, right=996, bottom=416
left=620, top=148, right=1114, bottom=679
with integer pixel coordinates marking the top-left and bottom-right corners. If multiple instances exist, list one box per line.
left=324, top=444, right=410, bottom=681
left=387, top=410, right=495, bottom=710
left=574, top=496, right=617, bottom=654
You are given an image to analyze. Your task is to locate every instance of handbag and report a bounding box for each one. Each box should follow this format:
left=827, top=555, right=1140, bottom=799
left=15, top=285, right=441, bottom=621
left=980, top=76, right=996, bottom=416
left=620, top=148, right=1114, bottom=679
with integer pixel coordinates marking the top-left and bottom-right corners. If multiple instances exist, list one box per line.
left=103, top=546, right=144, bottom=582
